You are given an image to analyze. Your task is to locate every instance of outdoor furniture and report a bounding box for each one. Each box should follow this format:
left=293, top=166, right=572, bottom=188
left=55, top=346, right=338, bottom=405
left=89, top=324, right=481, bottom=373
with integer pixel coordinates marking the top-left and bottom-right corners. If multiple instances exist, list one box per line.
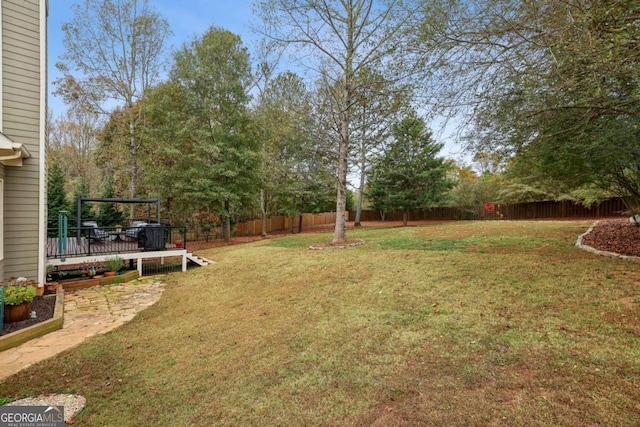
left=82, top=221, right=109, bottom=242
left=108, top=230, right=125, bottom=242
left=125, top=221, right=147, bottom=239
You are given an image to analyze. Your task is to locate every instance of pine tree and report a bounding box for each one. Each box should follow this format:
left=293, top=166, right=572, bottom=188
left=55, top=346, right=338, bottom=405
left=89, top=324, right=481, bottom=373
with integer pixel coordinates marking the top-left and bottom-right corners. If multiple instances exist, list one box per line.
left=96, top=175, right=125, bottom=226
left=67, top=176, right=94, bottom=224
left=47, top=162, right=69, bottom=234
left=368, top=111, right=453, bottom=225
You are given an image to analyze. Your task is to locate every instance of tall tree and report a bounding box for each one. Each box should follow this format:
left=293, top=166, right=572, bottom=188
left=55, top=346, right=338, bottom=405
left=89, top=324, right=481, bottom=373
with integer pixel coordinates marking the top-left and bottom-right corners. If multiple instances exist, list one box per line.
left=255, top=0, right=425, bottom=243
left=255, top=72, right=335, bottom=233
left=137, top=82, right=188, bottom=223
left=55, top=0, right=171, bottom=204
left=145, top=27, right=262, bottom=241
left=95, top=103, right=147, bottom=207
left=96, top=175, right=126, bottom=227
left=47, top=162, right=69, bottom=234
left=67, top=176, right=95, bottom=224
left=429, top=0, right=640, bottom=208
left=47, top=108, right=100, bottom=195
left=350, top=68, right=409, bottom=226
left=368, top=111, right=452, bottom=225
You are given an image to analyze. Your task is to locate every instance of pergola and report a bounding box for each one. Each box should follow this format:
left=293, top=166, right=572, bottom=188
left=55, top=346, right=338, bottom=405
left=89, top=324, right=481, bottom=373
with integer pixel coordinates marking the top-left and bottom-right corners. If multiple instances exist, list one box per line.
left=75, top=196, right=161, bottom=234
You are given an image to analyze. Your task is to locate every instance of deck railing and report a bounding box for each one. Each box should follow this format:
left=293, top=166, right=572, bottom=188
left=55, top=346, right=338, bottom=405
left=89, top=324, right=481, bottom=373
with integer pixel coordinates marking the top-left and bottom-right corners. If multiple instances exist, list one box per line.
left=47, top=225, right=187, bottom=259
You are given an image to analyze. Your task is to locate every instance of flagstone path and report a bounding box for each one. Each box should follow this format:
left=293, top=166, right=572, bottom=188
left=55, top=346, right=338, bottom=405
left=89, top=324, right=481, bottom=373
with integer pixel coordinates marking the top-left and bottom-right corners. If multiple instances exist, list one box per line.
left=0, top=277, right=166, bottom=380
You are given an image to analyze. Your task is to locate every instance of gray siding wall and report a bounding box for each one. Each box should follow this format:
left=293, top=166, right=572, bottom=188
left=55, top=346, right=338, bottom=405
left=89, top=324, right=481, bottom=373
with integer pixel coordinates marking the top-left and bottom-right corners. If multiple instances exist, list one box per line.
left=0, top=164, right=4, bottom=282
left=2, top=0, right=42, bottom=281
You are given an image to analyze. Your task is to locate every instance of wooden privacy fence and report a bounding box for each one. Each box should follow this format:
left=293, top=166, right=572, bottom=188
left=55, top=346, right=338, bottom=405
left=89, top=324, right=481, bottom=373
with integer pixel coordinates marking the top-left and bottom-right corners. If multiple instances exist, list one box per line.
left=350, top=198, right=628, bottom=222
left=184, top=212, right=339, bottom=240
left=235, top=212, right=337, bottom=236
left=183, top=198, right=627, bottom=241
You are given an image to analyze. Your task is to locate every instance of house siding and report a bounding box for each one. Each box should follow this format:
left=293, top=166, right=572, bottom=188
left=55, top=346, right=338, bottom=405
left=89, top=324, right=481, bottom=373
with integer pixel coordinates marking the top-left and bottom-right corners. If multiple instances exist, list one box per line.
left=2, top=0, right=43, bottom=281
left=0, top=166, right=4, bottom=281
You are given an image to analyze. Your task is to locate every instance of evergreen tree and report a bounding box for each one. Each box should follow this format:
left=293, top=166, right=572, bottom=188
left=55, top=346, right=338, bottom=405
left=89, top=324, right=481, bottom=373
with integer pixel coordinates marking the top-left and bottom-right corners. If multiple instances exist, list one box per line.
left=47, top=162, right=69, bottom=234
left=67, top=176, right=94, bottom=224
left=96, top=175, right=125, bottom=226
left=368, top=111, right=452, bottom=226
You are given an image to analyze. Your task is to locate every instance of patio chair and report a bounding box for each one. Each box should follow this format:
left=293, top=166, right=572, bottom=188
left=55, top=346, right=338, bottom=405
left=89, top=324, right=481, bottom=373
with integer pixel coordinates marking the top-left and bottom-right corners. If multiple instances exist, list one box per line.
left=82, top=221, right=109, bottom=242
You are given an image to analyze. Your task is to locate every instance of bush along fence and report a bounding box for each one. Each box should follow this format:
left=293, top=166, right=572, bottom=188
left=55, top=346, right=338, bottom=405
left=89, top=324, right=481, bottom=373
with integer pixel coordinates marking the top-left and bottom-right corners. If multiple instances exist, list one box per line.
left=350, top=197, right=627, bottom=222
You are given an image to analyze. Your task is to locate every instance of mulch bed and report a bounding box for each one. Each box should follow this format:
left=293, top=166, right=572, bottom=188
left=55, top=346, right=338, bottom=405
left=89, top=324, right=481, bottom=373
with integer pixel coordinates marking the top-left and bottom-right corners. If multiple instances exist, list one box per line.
left=580, top=218, right=640, bottom=257
left=1, top=296, right=56, bottom=336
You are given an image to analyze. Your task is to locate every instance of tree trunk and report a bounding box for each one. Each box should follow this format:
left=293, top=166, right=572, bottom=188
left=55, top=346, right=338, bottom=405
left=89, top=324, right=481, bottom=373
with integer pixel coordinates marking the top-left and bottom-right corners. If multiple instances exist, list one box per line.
left=403, top=211, right=408, bottom=227
left=355, top=165, right=365, bottom=227
left=332, top=113, right=349, bottom=243
left=298, top=213, right=303, bottom=233
left=223, top=200, right=231, bottom=242
left=290, top=215, right=295, bottom=234
left=128, top=106, right=137, bottom=220
left=355, top=106, right=367, bottom=227
left=260, top=189, right=267, bottom=237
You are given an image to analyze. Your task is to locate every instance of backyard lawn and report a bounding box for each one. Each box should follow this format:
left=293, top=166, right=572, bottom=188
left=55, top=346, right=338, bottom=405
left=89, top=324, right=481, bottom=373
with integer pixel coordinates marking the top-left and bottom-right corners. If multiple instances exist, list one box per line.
left=1, top=220, right=639, bottom=426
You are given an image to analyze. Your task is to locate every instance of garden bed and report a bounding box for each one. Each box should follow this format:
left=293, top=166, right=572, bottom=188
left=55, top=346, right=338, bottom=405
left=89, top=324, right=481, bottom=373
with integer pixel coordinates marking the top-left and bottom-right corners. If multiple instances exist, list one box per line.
left=0, top=287, right=64, bottom=352
left=1, top=296, right=56, bottom=336
left=58, top=270, right=139, bottom=291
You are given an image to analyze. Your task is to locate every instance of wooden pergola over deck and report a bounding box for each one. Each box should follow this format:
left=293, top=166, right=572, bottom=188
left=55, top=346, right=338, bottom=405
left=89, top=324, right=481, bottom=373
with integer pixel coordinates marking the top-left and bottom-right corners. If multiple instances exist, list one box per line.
left=75, top=197, right=161, bottom=231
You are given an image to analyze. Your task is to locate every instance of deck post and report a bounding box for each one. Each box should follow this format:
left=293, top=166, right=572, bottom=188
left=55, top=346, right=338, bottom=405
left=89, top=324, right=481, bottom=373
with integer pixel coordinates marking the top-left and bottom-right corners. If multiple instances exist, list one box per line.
left=137, top=257, right=143, bottom=276
left=182, top=254, right=187, bottom=272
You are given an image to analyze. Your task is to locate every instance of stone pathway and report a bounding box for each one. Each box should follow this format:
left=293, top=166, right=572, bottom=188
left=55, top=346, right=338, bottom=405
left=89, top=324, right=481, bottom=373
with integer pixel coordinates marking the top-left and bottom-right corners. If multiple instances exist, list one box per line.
left=0, top=277, right=166, bottom=380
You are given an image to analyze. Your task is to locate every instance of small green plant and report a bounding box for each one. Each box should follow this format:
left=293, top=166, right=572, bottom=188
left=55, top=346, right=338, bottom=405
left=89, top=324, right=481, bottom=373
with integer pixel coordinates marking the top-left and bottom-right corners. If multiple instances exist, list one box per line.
left=3, top=277, right=36, bottom=305
left=104, top=256, right=126, bottom=273
left=46, top=263, right=55, bottom=282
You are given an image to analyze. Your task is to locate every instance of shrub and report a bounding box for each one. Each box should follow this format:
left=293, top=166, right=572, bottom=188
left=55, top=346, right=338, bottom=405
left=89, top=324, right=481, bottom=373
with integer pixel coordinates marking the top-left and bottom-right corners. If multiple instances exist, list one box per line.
left=104, top=256, right=125, bottom=272
left=3, top=278, right=37, bottom=305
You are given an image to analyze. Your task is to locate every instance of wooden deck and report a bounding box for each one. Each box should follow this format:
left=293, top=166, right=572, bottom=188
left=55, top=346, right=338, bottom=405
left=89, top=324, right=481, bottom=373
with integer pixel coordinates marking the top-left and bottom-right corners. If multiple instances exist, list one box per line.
left=47, top=236, right=180, bottom=259
left=46, top=226, right=192, bottom=274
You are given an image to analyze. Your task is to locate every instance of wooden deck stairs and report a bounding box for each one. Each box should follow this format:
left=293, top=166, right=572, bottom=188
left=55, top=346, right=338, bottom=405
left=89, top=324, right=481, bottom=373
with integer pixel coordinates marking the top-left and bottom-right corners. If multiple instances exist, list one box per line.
left=186, top=253, right=213, bottom=267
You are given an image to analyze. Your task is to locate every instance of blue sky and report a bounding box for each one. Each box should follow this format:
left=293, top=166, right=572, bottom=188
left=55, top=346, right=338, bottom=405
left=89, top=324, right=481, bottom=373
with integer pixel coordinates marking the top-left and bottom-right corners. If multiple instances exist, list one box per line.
left=48, top=0, right=257, bottom=117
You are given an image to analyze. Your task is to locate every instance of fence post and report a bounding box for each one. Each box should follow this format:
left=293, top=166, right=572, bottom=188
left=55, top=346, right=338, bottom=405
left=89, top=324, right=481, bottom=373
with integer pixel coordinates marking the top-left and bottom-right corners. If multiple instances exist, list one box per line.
left=58, top=211, right=68, bottom=256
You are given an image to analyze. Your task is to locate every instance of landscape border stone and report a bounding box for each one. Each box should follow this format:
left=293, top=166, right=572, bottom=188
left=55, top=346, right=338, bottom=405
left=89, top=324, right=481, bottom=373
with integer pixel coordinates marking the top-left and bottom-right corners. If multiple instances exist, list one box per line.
left=576, top=220, right=640, bottom=261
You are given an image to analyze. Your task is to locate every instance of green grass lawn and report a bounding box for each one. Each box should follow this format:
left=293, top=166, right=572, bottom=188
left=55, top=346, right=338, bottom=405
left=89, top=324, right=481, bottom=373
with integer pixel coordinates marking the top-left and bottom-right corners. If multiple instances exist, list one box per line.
left=2, top=221, right=639, bottom=426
